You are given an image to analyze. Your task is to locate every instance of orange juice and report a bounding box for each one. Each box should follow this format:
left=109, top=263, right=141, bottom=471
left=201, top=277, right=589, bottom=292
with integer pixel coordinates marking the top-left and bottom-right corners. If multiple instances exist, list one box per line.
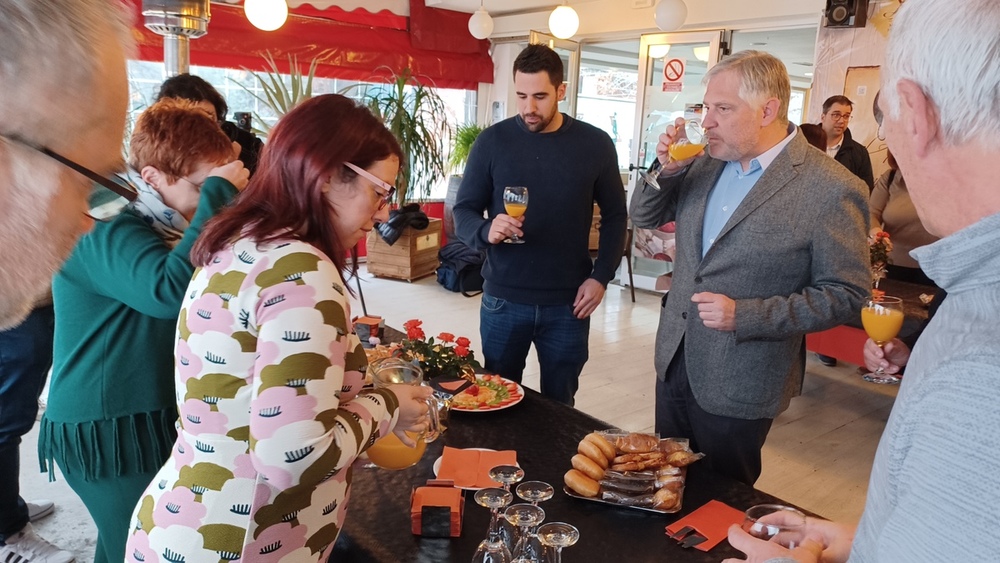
left=668, top=142, right=706, bottom=162
left=861, top=308, right=904, bottom=343
left=366, top=431, right=426, bottom=470
left=505, top=202, right=527, bottom=219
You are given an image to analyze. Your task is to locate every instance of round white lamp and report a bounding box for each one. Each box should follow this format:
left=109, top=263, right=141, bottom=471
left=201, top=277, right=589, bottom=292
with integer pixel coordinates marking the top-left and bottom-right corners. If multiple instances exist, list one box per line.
left=548, top=5, right=580, bottom=39
left=648, top=44, right=671, bottom=59
left=245, top=0, right=288, bottom=32
left=468, top=6, right=494, bottom=40
left=654, top=0, right=688, bottom=32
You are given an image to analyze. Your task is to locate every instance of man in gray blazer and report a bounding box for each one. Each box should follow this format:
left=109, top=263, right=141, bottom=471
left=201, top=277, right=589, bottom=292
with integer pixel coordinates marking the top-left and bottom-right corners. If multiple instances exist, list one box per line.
left=630, top=50, right=870, bottom=485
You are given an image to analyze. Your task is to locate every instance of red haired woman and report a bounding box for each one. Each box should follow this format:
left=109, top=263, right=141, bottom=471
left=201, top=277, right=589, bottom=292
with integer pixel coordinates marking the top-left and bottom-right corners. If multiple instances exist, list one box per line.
left=125, top=94, right=430, bottom=562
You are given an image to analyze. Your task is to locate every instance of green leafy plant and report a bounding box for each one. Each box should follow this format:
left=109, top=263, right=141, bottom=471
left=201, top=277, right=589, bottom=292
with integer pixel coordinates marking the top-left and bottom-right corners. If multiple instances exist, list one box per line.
left=343, top=68, right=451, bottom=204
left=448, top=122, right=484, bottom=173
left=238, top=53, right=318, bottom=136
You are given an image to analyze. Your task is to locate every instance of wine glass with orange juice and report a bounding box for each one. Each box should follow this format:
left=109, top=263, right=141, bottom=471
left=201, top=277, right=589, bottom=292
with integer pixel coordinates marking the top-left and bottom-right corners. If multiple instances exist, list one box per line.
left=640, top=119, right=706, bottom=190
left=860, top=295, right=905, bottom=385
left=502, top=186, right=528, bottom=244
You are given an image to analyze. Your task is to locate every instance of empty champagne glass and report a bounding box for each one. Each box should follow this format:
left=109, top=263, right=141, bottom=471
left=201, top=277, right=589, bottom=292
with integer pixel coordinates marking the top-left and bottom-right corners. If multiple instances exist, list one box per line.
left=640, top=119, right=706, bottom=190
left=488, top=465, right=525, bottom=549
left=505, top=503, right=545, bottom=562
left=503, top=186, right=528, bottom=244
left=741, top=504, right=806, bottom=548
left=516, top=481, right=554, bottom=506
left=472, top=488, right=514, bottom=563
left=860, top=295, right=904, bottom=385
left=536, top=522, right=579, bottom=563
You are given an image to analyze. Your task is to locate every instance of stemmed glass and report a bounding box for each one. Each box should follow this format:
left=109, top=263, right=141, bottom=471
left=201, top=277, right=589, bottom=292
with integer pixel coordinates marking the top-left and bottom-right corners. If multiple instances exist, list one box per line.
left=741, top=504, right=806, bottom=548
left=640, top=119, right=706, bottom=189
left=860, top=295, right=905, bottom=385
left=514, top=481, right=554, bottom=561
left=488, top=465, right=525, bottom=549
left=536, top=522, right=579, bottom=563
left=504, top=504, right=545, bottom=562
left=503, top=186, right=528, bottom=244
left=472, top=488, right=514, bottom=563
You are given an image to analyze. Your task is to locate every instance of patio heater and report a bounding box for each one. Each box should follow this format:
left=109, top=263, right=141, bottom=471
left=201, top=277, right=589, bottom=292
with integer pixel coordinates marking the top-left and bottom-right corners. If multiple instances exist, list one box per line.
left=141, top=0, right=211, bottom=76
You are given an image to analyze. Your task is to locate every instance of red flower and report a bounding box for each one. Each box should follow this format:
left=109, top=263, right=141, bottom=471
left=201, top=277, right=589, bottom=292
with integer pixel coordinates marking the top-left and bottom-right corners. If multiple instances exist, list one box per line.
left=407, top=327, right=426, bottom=341
left=403, top=319, right=423, bottom=331
left=456, top=336, right=471, bottom=347
left=455, top=345, right=470, bottom=358
left=438, top=332, right=455, bottom=343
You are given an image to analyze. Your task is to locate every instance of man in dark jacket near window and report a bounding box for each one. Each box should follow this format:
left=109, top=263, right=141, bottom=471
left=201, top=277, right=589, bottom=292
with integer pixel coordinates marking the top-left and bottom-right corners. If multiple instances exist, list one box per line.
left=820, top=95, right=874, bottom=191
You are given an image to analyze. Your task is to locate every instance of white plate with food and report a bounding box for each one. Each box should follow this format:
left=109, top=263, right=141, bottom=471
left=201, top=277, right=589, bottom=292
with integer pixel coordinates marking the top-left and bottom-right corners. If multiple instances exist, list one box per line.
left=449, top=374, right=524, bottom=412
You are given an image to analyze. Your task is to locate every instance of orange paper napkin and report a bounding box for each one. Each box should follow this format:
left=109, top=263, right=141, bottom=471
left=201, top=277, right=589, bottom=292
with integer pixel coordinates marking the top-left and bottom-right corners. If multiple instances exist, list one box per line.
left=665, top=500, right=745, bottom=552
left=411, top=486, right=463, bottom=513
left=437, top=446, right=517, bottom=489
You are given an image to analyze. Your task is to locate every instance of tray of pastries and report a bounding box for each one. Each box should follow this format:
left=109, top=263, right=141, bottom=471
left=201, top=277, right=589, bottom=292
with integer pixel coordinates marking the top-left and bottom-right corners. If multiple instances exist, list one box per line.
left=563, top=431, right=703, bottom=514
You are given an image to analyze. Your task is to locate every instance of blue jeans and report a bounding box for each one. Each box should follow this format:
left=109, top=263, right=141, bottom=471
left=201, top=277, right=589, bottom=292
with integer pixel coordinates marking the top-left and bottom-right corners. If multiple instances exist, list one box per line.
left=480, top=293, right=589, bottom=406
left=0, top=305, right=54, bottom=542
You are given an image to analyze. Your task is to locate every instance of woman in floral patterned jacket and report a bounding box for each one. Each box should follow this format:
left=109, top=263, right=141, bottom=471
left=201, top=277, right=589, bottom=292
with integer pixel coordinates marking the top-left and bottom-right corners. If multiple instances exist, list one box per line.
left=125, top=94, right=431, bottom=562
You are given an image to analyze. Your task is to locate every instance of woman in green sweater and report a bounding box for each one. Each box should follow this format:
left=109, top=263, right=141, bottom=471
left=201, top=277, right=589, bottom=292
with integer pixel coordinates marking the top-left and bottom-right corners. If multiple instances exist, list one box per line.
left=39, top=99, right=249, bottom=563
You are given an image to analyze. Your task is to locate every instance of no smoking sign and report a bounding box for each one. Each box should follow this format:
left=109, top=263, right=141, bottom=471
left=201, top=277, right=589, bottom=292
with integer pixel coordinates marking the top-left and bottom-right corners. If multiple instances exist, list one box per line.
left=662, top=58, right=685, bottom=93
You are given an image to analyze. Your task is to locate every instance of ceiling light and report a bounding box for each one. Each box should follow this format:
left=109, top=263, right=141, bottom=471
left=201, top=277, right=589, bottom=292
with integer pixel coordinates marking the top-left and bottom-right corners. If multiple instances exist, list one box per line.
left=245, top=0, right=288, bottom=31
left=648, top=44, right=671, bottom=59
left=654, top=0, right=688, bottom=32
left=693, top=46, right=710, bottom=62
left=548, top=5, right=580, bottom=39
left=468, top=3, right=493, bottom=40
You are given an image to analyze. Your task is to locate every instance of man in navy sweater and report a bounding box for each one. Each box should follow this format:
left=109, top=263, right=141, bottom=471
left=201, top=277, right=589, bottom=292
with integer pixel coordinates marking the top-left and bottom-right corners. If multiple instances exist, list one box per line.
left=453, top=44, right=627, bottom=406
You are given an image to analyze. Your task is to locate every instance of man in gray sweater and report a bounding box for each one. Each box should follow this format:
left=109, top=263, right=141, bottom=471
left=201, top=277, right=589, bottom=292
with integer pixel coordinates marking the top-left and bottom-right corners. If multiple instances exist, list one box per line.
left=725, top=0, right=1000, bottom=561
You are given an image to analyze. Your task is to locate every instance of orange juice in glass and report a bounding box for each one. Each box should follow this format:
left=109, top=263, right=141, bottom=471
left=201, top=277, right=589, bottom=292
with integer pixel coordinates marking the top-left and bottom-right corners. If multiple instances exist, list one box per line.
left=668, top=141, right=707, bottom=162
left=860, top=295, right=904, bottom=385
left=502, top=186, right=529, bottom=244
left=365, top=431, right=427, bottom=470
left=365, top=358, right=441, bottom=470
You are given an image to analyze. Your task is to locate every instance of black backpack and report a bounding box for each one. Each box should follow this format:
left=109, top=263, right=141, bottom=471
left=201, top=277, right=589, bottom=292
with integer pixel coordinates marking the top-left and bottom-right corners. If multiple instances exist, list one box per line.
left=436, top=240, right=486, bottom=297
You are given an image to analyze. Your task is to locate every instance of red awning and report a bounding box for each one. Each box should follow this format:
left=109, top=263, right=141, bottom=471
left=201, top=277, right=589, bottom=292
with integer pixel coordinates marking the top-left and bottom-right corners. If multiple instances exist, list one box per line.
left=129, top=1, right=493, bottom=90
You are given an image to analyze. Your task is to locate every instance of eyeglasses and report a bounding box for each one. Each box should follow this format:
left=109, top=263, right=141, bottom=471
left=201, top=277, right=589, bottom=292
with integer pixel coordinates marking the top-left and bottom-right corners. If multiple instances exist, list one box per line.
left=1, top=132, right=137, bottom=220
left=344, top=162, right=396, bottom=210
left=827, top=111, right=852, bottom=122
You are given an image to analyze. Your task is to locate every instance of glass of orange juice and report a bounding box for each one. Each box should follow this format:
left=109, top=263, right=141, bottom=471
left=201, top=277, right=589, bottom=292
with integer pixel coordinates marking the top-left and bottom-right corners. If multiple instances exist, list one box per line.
left=502, top=186, right=528, bottom=244
left=365, top=358, right=442, bottom=469
left=860, top=295, right=905, bottom=385
left=640, top=119, right=705, bottom=189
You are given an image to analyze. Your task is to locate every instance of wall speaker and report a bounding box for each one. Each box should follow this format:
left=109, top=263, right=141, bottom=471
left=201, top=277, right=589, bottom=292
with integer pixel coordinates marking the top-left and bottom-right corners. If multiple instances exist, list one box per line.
left=825, top=0, right=867, bottom=28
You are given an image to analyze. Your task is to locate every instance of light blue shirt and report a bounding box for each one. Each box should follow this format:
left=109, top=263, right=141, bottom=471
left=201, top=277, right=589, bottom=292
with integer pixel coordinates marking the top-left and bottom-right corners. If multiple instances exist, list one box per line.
left=701, top=124, right=797, bottom=257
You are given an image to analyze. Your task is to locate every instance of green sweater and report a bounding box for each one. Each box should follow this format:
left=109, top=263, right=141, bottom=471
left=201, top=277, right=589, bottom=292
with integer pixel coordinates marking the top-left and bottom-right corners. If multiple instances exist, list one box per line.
left=40, top=177, right=237, bottom=480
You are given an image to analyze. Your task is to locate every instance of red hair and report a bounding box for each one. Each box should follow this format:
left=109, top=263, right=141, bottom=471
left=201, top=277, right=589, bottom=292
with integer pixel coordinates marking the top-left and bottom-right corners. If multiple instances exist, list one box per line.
left=128, top=98, right=233, bottom=182
left=191, top=94, right=402, bottom=273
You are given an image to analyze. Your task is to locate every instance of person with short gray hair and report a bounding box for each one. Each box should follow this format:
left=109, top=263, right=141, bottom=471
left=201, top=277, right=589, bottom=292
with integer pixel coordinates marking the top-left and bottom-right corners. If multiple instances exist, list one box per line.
left=630, top=49, right=870, bottom=486
left=725, top=0, right=1000, bottom=560
left=0, top=2, right=130, bottom=562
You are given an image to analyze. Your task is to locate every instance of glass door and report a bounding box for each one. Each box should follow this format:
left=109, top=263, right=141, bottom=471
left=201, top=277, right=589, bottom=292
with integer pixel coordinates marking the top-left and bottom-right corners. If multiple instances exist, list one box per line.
left=629, top=31, right=723, bottom=290
left=529, top=31, right=580, bottom=117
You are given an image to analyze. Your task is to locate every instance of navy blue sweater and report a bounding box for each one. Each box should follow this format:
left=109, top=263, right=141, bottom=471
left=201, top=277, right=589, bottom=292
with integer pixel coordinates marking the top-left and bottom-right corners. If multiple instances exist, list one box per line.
left=453, top=114, right=627, bottom=305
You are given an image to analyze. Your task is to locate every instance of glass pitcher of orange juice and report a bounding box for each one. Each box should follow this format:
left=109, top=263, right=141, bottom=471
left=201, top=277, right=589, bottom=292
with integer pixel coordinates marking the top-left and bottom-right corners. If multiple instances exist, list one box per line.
left=365, top=357, right=443, bottom=470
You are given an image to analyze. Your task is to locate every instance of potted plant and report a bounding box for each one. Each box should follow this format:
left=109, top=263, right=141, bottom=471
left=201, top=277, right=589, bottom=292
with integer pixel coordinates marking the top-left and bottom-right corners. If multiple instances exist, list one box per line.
left=444, top=122, right=484, bottom=238
left=343, top=67, right=451, bottom=205
left=342, top=68, right=452, bottom=281
left=237, top=53, right=318, bottom=136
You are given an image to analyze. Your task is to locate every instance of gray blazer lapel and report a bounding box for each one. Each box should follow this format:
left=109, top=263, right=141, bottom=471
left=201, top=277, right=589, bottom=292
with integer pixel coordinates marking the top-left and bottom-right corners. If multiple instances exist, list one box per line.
left=708, top=133, right=807, bottom=251
left=680, top=158, right=725, bottom=262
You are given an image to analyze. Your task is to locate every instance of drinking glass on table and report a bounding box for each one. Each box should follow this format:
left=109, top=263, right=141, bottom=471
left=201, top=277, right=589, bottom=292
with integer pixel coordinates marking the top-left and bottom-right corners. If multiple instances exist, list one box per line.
left=640, top=119, right=706, bottom=190
left=489, top=465, right=525, bottom=549
left=505, top=503, right=545, bottom=562
left=536, top=522, right=579, bottom=563
left=365, top=358, right=442, bottom=469
left=515, top=481, right=554, bottom=559
left=472, top=488, right=514, bottom=563
left=741, top=504, right=806, bottom=548
left=860, top=295, right=905, bottom=385
left=503, top=186, right=529, bottom=244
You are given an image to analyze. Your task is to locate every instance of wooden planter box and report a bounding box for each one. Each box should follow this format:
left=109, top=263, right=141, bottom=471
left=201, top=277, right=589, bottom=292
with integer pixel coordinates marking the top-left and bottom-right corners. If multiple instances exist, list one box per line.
left=366, top=218, right=442, bottom=282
